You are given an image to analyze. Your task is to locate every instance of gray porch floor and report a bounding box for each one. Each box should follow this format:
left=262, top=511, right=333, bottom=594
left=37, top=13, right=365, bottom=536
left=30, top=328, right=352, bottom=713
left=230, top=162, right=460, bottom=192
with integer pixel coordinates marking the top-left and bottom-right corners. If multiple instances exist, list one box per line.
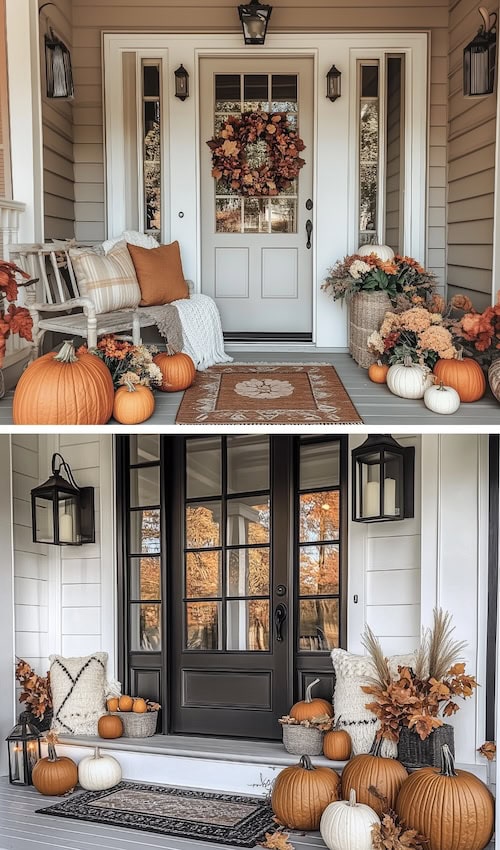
left=1, top=350, right=499, bottom=427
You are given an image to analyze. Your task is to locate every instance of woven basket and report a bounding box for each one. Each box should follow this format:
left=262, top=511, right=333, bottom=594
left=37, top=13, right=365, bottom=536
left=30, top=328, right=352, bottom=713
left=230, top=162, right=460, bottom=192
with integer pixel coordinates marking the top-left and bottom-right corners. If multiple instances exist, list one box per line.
left=349, top=291, right=392, bottom=369
left=111, top=711, right=158, bottom=738
left=398, top=723, right=455, bottom=769
left=282, top=725, right=323, bottom=756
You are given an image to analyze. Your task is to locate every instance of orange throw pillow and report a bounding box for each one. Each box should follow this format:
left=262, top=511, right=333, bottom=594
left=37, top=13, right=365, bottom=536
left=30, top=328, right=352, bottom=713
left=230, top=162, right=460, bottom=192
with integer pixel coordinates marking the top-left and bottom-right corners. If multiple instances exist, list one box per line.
left=127, top=241, right=189, bottom=306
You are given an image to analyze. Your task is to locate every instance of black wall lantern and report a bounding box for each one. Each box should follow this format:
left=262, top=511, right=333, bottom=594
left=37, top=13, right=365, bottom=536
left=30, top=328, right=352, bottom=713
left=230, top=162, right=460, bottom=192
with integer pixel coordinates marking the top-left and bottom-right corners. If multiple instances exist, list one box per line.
left=31, top=453, right=95, bottom=546
left=238, top=1, right=273, bottom=45
left=464, top=6, right=497, bottom=96
left=6, top=713, right=41, bottom=786
left=352, top=435, right=415, bottom=523
left=40, top=4, right=74, bottom=99
left=174, top=64, right=189, bottom=101
left=326, top=64, right=342, bottom=101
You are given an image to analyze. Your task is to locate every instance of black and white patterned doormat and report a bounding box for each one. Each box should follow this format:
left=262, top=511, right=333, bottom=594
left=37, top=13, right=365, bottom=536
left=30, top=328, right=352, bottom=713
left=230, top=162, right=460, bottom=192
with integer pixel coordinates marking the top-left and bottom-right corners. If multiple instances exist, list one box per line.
left=37, top=781, right=276, bottom=847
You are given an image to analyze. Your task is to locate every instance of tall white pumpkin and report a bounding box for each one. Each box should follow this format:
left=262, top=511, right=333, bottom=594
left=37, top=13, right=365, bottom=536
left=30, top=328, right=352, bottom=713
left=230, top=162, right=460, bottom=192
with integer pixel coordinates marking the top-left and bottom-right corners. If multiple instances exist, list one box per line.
left=78, top=746, right=122, bottom=791
left=357, top=244, right=395, bottom=262
left=387, top=356, right=433, bottom=400
left=320, top=789, right=380, bottom=850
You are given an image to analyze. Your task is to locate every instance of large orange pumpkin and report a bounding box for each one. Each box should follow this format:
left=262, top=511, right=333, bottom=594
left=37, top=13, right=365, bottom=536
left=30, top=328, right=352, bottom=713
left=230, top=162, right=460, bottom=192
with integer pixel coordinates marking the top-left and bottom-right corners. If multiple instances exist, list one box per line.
left=32, top=740, right=78, bottom=796
left=271, top=754, right=341, bottom=830
left=113, top=382, right=155, bottom=424
left=433, top=350, right=486, bottom=402
left=323, top=729, right=352, bottom=761
left=396, top=744, right=494, bottom=850
left=368, top=361, right=389, bottom=384
left=97, top=713, right=123, bottom=739
left=290, top=678, right=334, bottom=721
left=13, top=340, right=114, bottom=425
left=153, top=346, right=195, bottom=392
left=340, top=737, right=408, bottom=816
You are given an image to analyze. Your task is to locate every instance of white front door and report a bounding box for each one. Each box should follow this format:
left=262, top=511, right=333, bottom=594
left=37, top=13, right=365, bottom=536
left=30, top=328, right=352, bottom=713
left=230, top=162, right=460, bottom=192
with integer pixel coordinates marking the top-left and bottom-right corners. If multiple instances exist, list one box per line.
left=200, top=58, right=314, bottom=338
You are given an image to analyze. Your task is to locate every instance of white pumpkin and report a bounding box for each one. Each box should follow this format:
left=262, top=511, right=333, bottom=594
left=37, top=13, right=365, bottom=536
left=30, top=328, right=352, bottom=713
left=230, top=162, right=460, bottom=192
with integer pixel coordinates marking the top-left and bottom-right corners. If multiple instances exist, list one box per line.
left=424, top=381, right=460, bottom=415
left=357, top=243, right=395, bottom=262
left=387, top=356, right=433, bottom=400
left=78, top=746, right=122, bottom=791
left=320, top=789, right=380, bottom=850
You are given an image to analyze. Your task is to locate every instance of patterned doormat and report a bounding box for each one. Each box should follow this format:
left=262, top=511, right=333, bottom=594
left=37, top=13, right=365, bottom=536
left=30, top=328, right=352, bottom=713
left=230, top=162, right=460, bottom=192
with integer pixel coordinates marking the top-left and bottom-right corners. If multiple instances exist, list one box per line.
left=37, top=781, right=276, bottom=847
left=175, top=363, right=363, bottom=424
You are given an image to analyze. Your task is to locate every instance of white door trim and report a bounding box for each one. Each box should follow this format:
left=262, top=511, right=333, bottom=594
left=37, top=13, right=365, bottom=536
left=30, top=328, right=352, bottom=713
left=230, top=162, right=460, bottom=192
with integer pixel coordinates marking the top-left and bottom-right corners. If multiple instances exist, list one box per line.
left=103, top=31, right=428, bottom=349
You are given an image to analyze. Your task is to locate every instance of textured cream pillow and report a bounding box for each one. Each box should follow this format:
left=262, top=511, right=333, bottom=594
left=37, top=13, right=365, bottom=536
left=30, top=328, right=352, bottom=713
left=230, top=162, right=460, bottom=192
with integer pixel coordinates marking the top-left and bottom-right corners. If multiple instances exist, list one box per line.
left=331, top=648, right=416, bottom=757
left=49, top=652, right=108, bottom=735
left=69, top=242, right=141, bottom=315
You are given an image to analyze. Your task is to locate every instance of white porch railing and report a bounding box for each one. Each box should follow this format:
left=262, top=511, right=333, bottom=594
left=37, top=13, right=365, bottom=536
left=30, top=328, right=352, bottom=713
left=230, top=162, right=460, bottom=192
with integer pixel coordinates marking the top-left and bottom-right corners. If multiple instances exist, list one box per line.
left=1, top=199, right=28, bottom=359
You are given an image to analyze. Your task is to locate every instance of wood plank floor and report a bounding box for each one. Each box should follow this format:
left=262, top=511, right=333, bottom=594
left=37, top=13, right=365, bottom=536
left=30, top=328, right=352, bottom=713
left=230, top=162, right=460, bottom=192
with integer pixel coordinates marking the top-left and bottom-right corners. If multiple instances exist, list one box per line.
left=1, top=351, right=499, bottom=427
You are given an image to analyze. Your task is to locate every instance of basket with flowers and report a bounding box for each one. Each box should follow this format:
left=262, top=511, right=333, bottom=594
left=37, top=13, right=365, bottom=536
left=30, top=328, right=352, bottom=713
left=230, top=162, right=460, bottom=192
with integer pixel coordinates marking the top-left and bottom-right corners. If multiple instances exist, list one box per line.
left=79, top=335, right=163, bottom=390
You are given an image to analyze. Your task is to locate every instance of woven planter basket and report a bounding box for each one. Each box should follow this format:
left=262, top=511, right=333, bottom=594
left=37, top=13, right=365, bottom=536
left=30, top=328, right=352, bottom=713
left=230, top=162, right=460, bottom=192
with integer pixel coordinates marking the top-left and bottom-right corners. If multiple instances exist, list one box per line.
left=282, top=725, right=323, bottom=756
left=111, top=711, right=158, bottom=738
left=398, top=723, right=455, bottom=769
left=349, top=291, right=392, bottom=369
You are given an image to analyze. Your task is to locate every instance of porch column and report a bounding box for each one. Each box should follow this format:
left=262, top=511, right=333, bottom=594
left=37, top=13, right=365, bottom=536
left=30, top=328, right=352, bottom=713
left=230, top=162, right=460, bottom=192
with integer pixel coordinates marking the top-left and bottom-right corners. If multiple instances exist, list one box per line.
left=0, top=435, right=14, bottom=776
left=5, top=0, right=44, bottom=242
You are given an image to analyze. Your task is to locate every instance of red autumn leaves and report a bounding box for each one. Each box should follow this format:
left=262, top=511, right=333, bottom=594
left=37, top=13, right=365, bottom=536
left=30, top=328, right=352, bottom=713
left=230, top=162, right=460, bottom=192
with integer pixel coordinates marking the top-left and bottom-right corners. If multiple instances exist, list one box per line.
left=0, top=260, right=33, bottom=366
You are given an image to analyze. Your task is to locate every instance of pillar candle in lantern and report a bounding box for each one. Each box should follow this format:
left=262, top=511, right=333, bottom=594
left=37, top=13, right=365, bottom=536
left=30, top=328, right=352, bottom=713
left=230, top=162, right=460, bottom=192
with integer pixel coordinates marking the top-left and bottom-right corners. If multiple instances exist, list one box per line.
left=364, top=481, right=380, bottom=516
left=384, top=477, right=396, bottom=515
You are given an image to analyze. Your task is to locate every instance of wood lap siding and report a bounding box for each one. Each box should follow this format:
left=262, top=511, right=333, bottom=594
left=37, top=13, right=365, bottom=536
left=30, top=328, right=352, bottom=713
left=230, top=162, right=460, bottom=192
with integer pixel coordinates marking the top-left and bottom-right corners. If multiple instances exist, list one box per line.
left=447, top=0, right=496, bottom=308
left=71, top=0, right=449, bottom=269
left=40, top=0, right=75, bottom=239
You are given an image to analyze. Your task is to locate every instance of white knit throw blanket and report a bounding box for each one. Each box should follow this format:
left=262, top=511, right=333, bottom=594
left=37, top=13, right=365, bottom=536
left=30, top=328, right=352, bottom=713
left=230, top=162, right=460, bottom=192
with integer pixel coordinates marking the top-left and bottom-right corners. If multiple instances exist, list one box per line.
left=149, top=294, right=232, bottom=371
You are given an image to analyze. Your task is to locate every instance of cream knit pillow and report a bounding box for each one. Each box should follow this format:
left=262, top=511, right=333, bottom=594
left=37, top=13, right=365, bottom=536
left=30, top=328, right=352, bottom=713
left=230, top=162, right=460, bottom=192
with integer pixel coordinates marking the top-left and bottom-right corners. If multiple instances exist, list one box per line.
left=69, top=241, right=141, bottom=315
left=49, top=652, right=108, bottom=735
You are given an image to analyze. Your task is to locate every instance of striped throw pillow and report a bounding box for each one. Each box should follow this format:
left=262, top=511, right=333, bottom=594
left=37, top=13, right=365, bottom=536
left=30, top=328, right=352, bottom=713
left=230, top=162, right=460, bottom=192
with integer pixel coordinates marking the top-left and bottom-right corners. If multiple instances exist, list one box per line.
left=69, top=241, right=141, bottom=314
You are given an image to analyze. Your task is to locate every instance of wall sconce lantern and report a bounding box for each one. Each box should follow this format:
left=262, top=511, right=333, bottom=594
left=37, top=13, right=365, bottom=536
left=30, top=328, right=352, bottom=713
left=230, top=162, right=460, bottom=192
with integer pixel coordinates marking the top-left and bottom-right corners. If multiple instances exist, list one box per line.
left=352, top=435, right=415, bottom=523
left=238, top=1, right=273, bottom=45
left=44, top=30, right=74, bottom=99
left=31, top=453, right=95, bottom=546
left=6, top=714, right=41, bottom=786
left=326, top=64, right=342, bottom=101
left=174, top=64, right=190, bottom=101
left=464, top=6, right=497, bottom=96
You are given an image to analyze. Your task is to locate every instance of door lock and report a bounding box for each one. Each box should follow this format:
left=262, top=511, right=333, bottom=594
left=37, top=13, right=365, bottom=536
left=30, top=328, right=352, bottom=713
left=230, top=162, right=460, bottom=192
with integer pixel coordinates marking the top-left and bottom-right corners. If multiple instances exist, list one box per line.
left=276, top=584, right=287, bottom=597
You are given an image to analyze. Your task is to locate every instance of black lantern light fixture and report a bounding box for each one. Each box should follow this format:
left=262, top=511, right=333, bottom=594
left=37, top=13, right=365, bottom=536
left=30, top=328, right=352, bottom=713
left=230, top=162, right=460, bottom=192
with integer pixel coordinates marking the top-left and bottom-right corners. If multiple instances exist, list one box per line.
left=352, top=435, right=415, bottom=523
left=31, top=453, right=95, bottom=546
left=463, top=6, right=497, bottom=96
left=238, top=0, right=273, bottom=45
left=40, top=4, right=74, bottom=99
left=6, top=713, right=41, bottom=786
left=326, top=64, right=342, bottom=101
left=174, top=64, right=190, bottom=101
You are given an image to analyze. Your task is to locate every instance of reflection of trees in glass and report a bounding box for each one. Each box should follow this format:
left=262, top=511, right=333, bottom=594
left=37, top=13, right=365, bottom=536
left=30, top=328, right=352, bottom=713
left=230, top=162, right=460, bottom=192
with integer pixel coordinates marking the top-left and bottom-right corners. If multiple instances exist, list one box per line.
left=144, top=123, right=161, bottom=231
left=299, top=491, right=340, bottom=651
left=139, top=557, right=161, bottom=599
left=140, top=604, right=161, bottom=650
left=359, top=101, right=379, bottom=234
left=140, top=509, right=160, bottom=553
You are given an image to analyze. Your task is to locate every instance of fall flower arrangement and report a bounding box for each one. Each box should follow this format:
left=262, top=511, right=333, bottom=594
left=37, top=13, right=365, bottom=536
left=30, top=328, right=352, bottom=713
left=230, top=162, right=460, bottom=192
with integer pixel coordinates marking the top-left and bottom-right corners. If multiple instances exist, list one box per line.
left=450, top=292, right=500, bottom=368
left=0, top=260, right=34, bottom=366
left=207, top=112, right=306, bottom=197
left=367, top=307, right=457, bottom=370
left=321, top=254, right=436, bottom=304
left=79, top=335, right=163, bottom=390
left=361, top=610, right=478, bottom=742
left=15, top=658, right=52, bottom=720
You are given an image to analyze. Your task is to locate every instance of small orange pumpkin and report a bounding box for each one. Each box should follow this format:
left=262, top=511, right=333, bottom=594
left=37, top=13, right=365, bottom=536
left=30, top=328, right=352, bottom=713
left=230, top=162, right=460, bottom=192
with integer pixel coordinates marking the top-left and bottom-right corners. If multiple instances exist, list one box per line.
left=271, top=754, right=341, bottom=830
left=118, top=694, right=134, bottom=712
left=290, top=678, right=334, bottom=721
left=433, top=349, right=486, bottom=402
left=368, top=361, right=389, bottom=384
left=113, top=382, right=155, bottom=424
left=153, top=345, right=195, bottom=392
left=133, top=698, right=148, bottom=714
left=323, top=728, right=352, bottom=761
left=106, top=697, right=119, bottom=712
left=98, top=714, right=123, bottom=739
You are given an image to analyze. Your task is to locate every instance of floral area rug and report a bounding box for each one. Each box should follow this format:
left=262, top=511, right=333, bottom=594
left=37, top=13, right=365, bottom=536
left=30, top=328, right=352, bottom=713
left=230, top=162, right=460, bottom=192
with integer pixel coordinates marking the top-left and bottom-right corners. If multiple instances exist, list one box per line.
left=175, top=363, right=363, bottom=424
left=37, top=781, right=276, bottom=847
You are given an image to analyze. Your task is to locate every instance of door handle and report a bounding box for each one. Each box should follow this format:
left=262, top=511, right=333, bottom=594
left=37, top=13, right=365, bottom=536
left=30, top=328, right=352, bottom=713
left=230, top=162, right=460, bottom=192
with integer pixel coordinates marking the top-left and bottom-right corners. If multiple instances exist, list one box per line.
left=306, top=219, right=313, bottom=249
left=275, top=603, right=287, bottom=642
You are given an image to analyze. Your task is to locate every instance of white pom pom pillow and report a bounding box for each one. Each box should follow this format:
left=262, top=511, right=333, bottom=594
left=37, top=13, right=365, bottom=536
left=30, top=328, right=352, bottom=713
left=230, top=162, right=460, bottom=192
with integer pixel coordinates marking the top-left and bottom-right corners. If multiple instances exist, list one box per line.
left=49, top=651, right=108, bottom=735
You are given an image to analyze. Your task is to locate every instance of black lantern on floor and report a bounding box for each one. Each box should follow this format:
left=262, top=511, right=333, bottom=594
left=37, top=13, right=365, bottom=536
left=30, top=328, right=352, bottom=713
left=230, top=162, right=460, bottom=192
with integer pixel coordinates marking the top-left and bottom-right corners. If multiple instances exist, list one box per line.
left=31, top=453, right=95, bottom=546
left=463, top=7, right=497, bottom=96
left=238, top=1, right=273, bottom=45
left=6, top=713, right=41, bottom=786
left=352, top=435, right=414, bottom=523
left=174, top=64, right=189, bottom=101
left=326, top=65, right=342, bottom=101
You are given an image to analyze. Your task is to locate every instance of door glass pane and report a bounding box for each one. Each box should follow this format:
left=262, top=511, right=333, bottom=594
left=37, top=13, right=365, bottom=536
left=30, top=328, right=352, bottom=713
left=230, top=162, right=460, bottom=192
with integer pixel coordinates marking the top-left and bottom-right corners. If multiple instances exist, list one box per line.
left=272, top=74, right=297, bottom=103
left=299, top=599, right=339, bottom=651
left=385, top=56, right=405, bottom=254
left=186, top=502, right=221, bottom=548
left=362, top=65, right=379, bottom=97
left=129, top=466, right=160, bottom=508
left=130, top=557, right=161, bottom=600
left=130, top=435, right=160, bottom=464
left=270, top=198, right=296, bottom=233
left=227, top=497, right=270, bottom=545
left=227, top=600, right=269, bottom=650
left=186, top=438, right=221, bottom=498
left=186, top=551, right=222, bottom=598
left=215, top=74, right=241, bottom=108
left=227, top=548, right=270, bottom=597
left=300, top=442, right=340, bottom=489
left=244, top=197, right=269, bottom=233
left=299, top=492, right=340, bottom=542
left=359, top=61, right=379, bottom=246
left=130, top=603, right=161, bottom=651
left=216, top=198, right=242, bottom=232
left=129, top=509, right=161, bottom=554
left=186, top=602, right=221, bottom=649
left=244, top=74, right=268, bottom=109
left=227, top=436, right=269, bottom=493
left=142, top=61, right=161, bottom=240
left=299, top=545, right=339, bottom=595
left=144, top=64, right=160, bottom=97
